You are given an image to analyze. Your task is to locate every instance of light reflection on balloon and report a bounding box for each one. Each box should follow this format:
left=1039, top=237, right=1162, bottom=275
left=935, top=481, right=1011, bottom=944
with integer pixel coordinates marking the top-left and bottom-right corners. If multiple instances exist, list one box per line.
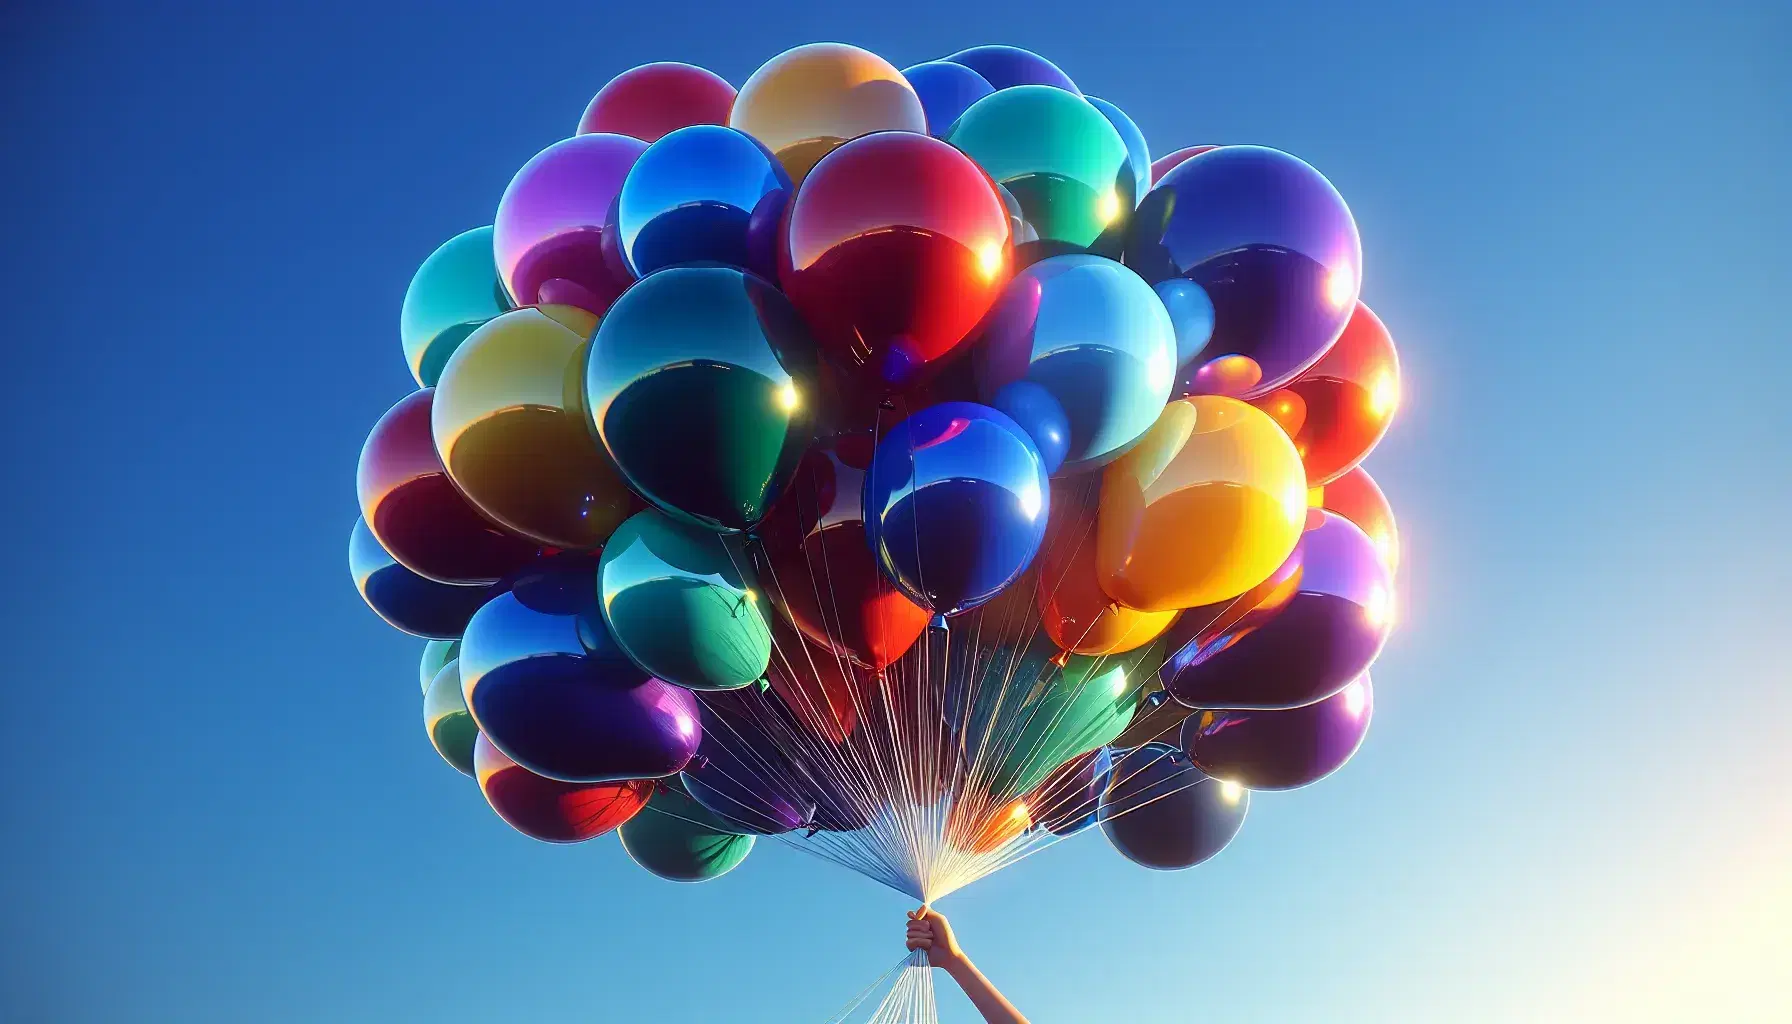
left=1250, top=301, right=1400, bottom=485
left=729, top=42, right=926, bottom=183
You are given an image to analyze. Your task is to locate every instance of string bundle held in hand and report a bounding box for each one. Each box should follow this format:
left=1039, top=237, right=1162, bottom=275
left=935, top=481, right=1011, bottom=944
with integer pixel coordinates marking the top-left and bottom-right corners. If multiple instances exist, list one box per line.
left=355, top=37, right=1402, bottom=949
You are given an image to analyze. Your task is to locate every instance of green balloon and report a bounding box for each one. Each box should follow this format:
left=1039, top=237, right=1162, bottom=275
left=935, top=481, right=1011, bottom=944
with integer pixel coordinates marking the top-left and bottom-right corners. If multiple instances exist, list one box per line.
left=598, top=509, right=773, bottom=690
left=947, top=86, right=1134, bottom=252
left=620, top=785, right=756, bottom=882
left=419, top=639, right=460, bottom=694
left=423, top=659, right=478, bottom=776
left=400, top=226, right=512, bottom=387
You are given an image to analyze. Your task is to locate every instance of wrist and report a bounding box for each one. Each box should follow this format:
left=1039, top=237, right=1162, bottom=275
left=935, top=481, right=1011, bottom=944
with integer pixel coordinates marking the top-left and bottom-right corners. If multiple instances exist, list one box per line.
left=936, top=952, right=974, bottom=977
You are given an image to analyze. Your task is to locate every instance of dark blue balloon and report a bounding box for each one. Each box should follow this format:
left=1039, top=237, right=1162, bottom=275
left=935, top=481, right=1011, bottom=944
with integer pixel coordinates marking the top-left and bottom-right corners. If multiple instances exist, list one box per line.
left=1098, top=742, right=1248, bottom=869
left=349, top=517, right=491, bottom=639
left=990, top=380, right=1069, bottom=474
left=945, top=45, right=1079, bottom=94
left=616, top=125, right=791, bottom=279
left=1029, top=747, right=1113, bottom=835
left=684, top=691, right=815, bottom=835
left=1085, top=96, right=1150, bottom=213
left=1124, top=146, right=1361, bottom=399
left=864, top=402, right=1050, bottom=615
left=458, top=555, right=702, bottom=782
left=901, top=61, right=995, bottom=136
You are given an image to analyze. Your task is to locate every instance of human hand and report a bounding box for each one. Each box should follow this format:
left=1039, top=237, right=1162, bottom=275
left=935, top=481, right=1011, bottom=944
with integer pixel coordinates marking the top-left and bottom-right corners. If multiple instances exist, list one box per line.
left=905, top=906, right=965, bottom=971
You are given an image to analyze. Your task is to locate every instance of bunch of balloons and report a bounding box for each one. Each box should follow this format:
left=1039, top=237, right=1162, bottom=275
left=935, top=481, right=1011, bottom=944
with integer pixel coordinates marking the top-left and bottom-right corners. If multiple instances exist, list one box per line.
left=353, top=41, right=1403, bottom=897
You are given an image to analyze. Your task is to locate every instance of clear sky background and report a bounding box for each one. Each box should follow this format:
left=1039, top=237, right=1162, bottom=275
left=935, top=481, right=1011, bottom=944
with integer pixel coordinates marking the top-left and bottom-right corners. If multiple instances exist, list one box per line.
left=3, top=2, right=1787, bottom=1021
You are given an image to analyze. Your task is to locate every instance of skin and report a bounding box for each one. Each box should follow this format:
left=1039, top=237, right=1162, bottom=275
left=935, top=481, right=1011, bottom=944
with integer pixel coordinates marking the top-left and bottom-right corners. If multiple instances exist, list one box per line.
left=905, top=907, right=1029, bottom=1024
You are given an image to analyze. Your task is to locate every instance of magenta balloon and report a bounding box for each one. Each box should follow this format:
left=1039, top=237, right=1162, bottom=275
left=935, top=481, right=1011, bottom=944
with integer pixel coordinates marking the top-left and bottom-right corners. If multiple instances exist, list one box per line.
left=1181, top=676, right=1374, bottom=790
left=493, top=133, right=645, bottom=314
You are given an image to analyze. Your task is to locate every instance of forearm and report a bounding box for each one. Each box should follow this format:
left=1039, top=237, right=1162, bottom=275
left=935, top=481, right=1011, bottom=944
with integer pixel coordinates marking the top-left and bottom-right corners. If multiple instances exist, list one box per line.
left=940, top=956, right=1029, bottom=1024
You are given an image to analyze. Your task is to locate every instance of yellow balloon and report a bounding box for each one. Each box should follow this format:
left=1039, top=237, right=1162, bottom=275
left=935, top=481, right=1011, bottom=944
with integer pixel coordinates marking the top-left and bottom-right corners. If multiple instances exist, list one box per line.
left=432, top=305, right=638, bottom=551
left=729, top=42, right=926, bottom=183
left=1097, top=396, right=1308, bottom=611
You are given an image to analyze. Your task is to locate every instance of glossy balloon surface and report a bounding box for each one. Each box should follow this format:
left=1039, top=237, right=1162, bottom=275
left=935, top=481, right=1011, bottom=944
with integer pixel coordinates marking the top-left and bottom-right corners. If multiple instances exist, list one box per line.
left=619, top=784, right=756, bottom=880
left=685, top=690, right=816, bottom=834
left=764, top=619, right=867, bottom=744
left=1098, top=743, right=1248, bottom=869
left=782, top=132, right=1011, bottom=394
left=475, top=734, right=652, bottom=843
left=1149, top=145, right=1216, bottom=184
left=989, top=381, right=1070, bottom=475
left=944, top=45, right=1079, bottom=93
left=1126, top=146, right=1362, bottom=400
left=400, top=226, right=511, bottom=387
left=865, top=403, right=1050, bottom=615
left=1183, top=675, right=1373, bottom=790
left=948, top=798, right=1034, bottom=855
left=947, top=86, right=1131, bottom=254
left=1098, top=396, right=1307, bottom=610
left=1251, top=301, right=1400, bottom=486
left=587, top=265, right=814, bottom=532
left=423, top=659, right=478, bottom=776
left=617, top=125, right=791, bottom=279
left=432, top=306, right=638, bottom=551
left=578, top=62, right=736, bottom=142
left=1038, top=515, right=1179, bottom=655
left=349, top=517, right=491, bottom=638
left=901, top=61, right=994, bottom=136
left=1085, top=97, right=1150, bottom=212
left=977, top=254, right=1176, bottom=473
left=598, top=510, right=773, bottom=691
left=460, top=556, right=702, bottom=781
left=419, top=639, right=460, bottom=693
left=493, top=133, right=644, bottom=313
left=729, top=42, right=926, bottom=183
left=1113, top=687, right=1194, bottom=749
left=1163, top=512, right=1391, bottom=709
left=1153, top=278, right=1216, bottom=368
left=357, top=388, right=538, bottom=584
left=1319, top=466, right=1399, bottom=573
left=1023, top=747, right=1112, bottom=835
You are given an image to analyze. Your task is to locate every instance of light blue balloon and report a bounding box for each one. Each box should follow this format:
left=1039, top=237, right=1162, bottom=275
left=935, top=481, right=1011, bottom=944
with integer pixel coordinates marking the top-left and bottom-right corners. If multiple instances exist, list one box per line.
left=975, top=255, right=1176, bottom=473
left=1086, top=96, right=1151, bottom=213
left=1153, top=278, right=1217, bottom=367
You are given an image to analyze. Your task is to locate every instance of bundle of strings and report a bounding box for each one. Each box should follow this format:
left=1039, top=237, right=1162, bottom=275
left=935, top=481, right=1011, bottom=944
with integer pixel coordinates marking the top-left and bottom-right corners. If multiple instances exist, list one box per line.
left=825, top=951, right=938, bottom=1024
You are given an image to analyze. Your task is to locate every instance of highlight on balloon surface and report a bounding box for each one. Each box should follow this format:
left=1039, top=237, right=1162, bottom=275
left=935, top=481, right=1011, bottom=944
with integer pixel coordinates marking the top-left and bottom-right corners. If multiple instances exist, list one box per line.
left=729, top=42, right=926, bottom=183
left=399, top=226, right=510, bottom=387
left=493, top=132, right=644, bottom=314
left=1182, top=674, right=1374, bottom=790
left=1319, top=466, right=1400, bottom=573
left=615, top=124, right=790, bottom=279
left=1251, top=300, right=1401, bottom=485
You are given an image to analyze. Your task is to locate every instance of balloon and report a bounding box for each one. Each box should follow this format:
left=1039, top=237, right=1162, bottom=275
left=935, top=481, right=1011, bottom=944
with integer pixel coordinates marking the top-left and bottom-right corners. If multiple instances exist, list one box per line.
left=901, top=61, right=994, bottom=136
left=350, top=517, right=492, bottom=639
left=728, top=42, right=926, bottom=183
left=1153, top=278, right=1216, bottom=368
left=587, top=265, right=815, bottom=532
left=764, top=620, right=866, bottom=745
left=1250, top=301, right=1400, bottom=486
left=578, top=62, right=736, bottom=142
left=493, top=133, right=644, bottom=314
left=1113, top=688, right=1194, bottom=749
left=597, top=509, right=773, bottom=691
left=1098, top=743, right=1248, bottom=869
left=1318, top=466, right=1399, bottom=573
left=944, top=45, right=1079, bottom=94
left=865, top=402, right=1050, bottom=616
left=419, top=639, right=459, bottom=693
left=1023, top=747, right=1112, bottom=835
left=1038, top=517, right=1179, bottom=655
left=431, top=305, right=639, bottom=551
left=423, top=659, right=477, bottom=776
left=976, top=254, right=1176, bottom=473
left=753, top=443, right=930, bottom=671
left=1163, top=511, right=1392, bottom=709
left=616, top=125, right=791, bottom=279
left=948, top=798, right=1033, bottom=855
left=1125, top=146, right=1362, bottom=400
left=1149, top=145, right=1216, bottom=184
left=1182, top=675, right=1373, bottom=790
left=474, top=734, right=651, bottom=843
left=947, top=86, right=1132, bottom=256
left=357, top=389, right=538, bottom=584
left=1085, top=97, right=1150, bottom=213
left=1097, top=396, right=1307, bottom=611
left=460, top=555, right=702, bottom=781
left=780, top=132, right=1012, bottom=395
left=684, top=690, right=816, bottom=834
left=1153, top=536, right=1306, bottom=686
left=619, top=783, right=756, bottom=881
left=989, top=381, right=1069, bottom=475
left=400, top=226, right=511, bottom=387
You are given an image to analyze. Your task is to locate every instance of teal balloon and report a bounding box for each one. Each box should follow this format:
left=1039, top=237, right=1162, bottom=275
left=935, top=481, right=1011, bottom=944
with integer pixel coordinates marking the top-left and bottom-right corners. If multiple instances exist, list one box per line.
left=598, top=509, right=773, bottom=691
left=399, top=226, right=511, bottom=387
left=619, top=784, right=755, bottom=881
left=423, top=659, right=478, bottom=776
left=1085, top=97, right=1151, bottom=216
left=419, top=639, right=460, bottom=694
left=587, top=265, right=816, bottom=532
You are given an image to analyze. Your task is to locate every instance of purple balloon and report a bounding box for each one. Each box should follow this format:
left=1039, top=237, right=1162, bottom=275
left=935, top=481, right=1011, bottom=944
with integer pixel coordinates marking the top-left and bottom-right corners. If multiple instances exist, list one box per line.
left=1181, top=676, right=1374, bottom=790
left=684, top=690, right=816, bottom=835
left=944, top=45, right=1079, bottom=94
left=493, top=133, right=645, bottom=314
left=1163, top=512, right=1392, bottom=709
left=1098, top=743, right=1248, bottom=870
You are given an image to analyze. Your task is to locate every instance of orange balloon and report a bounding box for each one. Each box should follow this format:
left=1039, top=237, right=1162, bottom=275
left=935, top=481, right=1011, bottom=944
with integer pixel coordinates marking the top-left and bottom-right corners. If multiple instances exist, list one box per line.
left=1318, top=466, right=1400, bottom=573
left=1097, top=396, right=1307, bottom=611
left=1038, top=523, right=1179, bottom=656
left=948, top=797, right=1033, bottom=855
left=1250, top=301, right=1400, bottom=486
left=729, top=43, right=926, bottom=183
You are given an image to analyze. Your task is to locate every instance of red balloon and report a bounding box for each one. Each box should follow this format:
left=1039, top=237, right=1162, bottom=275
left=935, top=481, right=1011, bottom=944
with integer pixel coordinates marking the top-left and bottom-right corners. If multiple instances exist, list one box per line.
left=781, top=132, right=1012, bottom=394
left=577, top=62, right=736, bottom=142
left=475, top=734, right=652, bottom=843
left=356, top=389, right=537, bottom=584
left=1150, top=145, right=1217, bottom=184
left=755, top=444, right=930, bottom=670
left=1250, top=301, right=1400, bottom=486
left=1318, top=466, right=1399, bottom=573
left=765, top=620, right=868, bottom=746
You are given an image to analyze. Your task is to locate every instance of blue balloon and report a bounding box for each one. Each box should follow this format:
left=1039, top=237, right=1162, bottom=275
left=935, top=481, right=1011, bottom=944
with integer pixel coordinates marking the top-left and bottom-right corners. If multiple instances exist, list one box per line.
left=976, top=255, right=1176, bottom=473
left=1098, top=742, right=1249, bottom=869
left=864, top=402, right=1050, bottom=615
left=349, top=517, right=491, bottom=639
left=945, top=45, right=1079, bottom=94
left=616, top=125, right=791, bottom=279
left=1085, top=96, right=1150, bottom=213
left=989, top=380, right=1069, bottom=474
left=684, top=690, right=815, bottom=835
left=1153, top=278, right=1216, bottom=367
left=901, top=61, right=995, bottom=136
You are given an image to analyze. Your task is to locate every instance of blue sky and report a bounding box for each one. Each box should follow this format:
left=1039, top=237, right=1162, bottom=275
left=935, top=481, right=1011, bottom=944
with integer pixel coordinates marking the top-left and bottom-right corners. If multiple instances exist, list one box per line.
left=3, top=2, right=1787, bottom=1021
